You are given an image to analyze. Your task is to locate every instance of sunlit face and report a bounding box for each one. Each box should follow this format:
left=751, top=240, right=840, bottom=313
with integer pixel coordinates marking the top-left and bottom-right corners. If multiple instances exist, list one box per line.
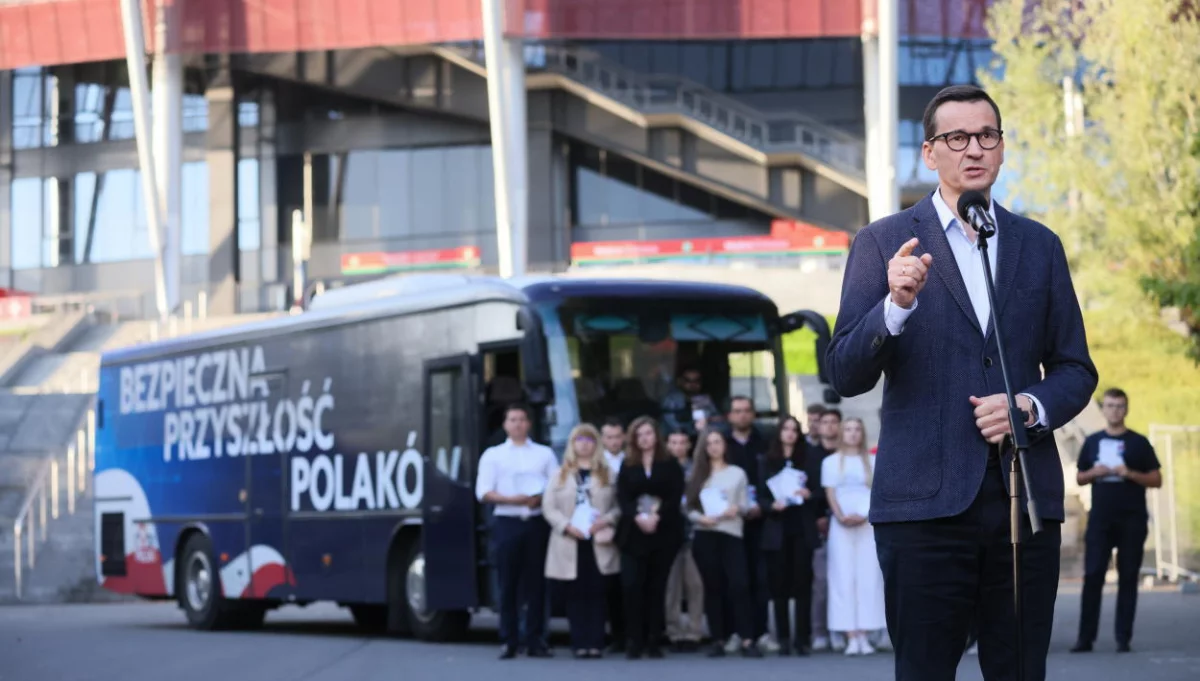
left=780, top=419, right=800, bottom=446
left=705, top=431, right=726, bottom=462
left=503, top=408, right=530, bottom=441
left=573, top=433, right=597, bottom=460
left=842, top=420, right=865, bottom=450
left=819, top=414, right=842, bottom=441
left=729, top=399, right=755, bottom=429
left=922, top=99, right=1005, bottom=199
left=601, top=425, right=625, bottom=454
left=635, top=423, right=658, bottom=455
left=667, top=433, right=691, bottom=460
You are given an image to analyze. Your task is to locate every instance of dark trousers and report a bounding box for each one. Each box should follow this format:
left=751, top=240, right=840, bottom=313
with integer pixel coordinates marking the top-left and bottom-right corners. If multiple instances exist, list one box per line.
left=558, top=539, right=607, bottom=651
left=744, top=521, right=769, bottom=639
left=765, top=532, right=815, bottom=647
left=606, top=573, right=625, bottom=646
left=1078, top=514, right=1148, bottom=645
left=621, top=547, right=674, bottom=652
left=693, top=530, right=753, bottom=642
left=874, top=459, right=1062, bottom=681
left=492, top=516, right=550, bottom=649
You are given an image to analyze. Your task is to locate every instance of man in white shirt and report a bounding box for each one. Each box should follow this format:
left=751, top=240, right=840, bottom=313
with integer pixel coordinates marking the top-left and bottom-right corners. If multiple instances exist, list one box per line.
left=475, top=403, right=559, bottom=659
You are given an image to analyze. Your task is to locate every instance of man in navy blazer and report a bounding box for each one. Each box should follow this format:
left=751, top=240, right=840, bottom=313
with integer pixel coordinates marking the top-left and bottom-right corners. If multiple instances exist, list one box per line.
left=827, top=85, right=1098, bottom=681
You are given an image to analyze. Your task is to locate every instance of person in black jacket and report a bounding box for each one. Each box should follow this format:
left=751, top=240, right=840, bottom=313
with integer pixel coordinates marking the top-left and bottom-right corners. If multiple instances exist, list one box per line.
left=759, top=415, right=823, bottom=656
left=723, top=397, right=771, bottom=648
left=615, top=415, right=686, bottom=659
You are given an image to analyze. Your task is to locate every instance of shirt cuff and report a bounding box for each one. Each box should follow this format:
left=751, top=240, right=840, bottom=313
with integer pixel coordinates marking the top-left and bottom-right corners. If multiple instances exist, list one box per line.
left=1019, top=392, right=1048, bottom=429
left=883, top=295, right=918, bottom=336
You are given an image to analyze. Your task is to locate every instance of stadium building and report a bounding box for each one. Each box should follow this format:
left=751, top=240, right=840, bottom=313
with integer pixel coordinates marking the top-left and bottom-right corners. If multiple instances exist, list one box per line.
left=0, top=0, right=994, bottom=317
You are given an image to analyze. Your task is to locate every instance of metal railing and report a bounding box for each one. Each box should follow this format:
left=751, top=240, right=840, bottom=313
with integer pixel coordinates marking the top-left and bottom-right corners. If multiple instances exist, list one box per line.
left=1148, top=423, right=1200, bottom=583
left=445, top=43, right=866, bottom=181
left=11, top=406, right=96, bottom=600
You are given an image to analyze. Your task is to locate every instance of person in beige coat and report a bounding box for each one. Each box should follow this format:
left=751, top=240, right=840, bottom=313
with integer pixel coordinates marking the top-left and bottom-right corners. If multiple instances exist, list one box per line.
left=543, top=423, right=621, bottom=658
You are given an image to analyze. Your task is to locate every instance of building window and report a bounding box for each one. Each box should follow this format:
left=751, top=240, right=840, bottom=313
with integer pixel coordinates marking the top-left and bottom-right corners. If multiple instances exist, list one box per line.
left=238, top=158, right=261, bottom=251
left=572, top=144, right=717, bottom=228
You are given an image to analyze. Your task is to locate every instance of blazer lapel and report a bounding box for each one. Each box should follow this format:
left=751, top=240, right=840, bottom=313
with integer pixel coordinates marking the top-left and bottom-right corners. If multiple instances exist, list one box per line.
left=990, top=203, right=1024, bottom=333
left=911, top=196, right=983, bottom=336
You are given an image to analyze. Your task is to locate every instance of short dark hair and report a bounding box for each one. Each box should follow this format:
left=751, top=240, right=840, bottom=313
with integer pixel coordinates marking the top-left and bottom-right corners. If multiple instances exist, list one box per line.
left=820, top=407, right=843, bottom=421
left=729, top=395, right=755, bottom=412
left=1101, top=388, right=1128, bottom=403
left=505, top=402, right=533, bottom=421
left=806, top=403, right=826, bottom=415
left=602, top=416, right=624, bottom=430
left=923, top=84, right=1003, bottom=142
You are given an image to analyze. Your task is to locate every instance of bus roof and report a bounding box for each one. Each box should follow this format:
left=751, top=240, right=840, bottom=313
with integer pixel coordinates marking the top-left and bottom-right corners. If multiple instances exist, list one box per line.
left=100, top=273, right=777, bottom=366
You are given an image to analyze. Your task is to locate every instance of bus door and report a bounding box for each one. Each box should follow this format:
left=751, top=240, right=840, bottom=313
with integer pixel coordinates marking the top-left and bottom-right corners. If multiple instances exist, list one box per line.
left=246, top=371, right=289, bottom=598
left=420, top=354, right=479, bottom=610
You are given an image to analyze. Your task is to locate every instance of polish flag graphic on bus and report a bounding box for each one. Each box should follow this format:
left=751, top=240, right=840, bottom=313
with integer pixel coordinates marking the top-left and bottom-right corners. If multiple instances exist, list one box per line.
left=95, top=468, right=293, bottom=598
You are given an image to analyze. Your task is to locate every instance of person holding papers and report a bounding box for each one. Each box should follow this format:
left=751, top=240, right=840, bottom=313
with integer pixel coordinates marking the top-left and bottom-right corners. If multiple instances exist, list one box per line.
left=1071, top=388, right=1162, bottom=654
left=475, top=403, right=560, bottom=660
left=615, top=416, right=686, bottom=659
left=821, top=418, right=885, bottom=656
left=543, top=423, right=621, bottom=659
left=759, top=416, right=824, bottom=656
left=685, top=427, right=764, bottom=659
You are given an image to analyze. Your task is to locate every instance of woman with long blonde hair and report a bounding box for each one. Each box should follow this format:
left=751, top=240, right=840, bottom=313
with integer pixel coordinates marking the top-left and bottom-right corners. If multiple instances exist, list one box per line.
left=543, top=423, right=621, bottom=658
left=821, top=417, right=885, bottom=655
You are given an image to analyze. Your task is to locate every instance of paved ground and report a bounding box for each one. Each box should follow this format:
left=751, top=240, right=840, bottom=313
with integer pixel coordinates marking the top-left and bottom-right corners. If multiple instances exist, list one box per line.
left=0, top=584, right=1196, bottom=681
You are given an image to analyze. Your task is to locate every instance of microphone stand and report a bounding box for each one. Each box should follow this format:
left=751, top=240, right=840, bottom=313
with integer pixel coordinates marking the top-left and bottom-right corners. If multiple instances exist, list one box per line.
left=975, top=216, right=1042, bottom=681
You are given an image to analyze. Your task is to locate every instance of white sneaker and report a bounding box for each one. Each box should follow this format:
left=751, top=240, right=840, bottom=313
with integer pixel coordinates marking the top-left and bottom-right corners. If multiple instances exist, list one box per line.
left=725, top=634, right=741, bottom=653
left=757, top=634, right=780, bottom=653
left=858, top=635, right=877, bottom=655
left=811, top=635, right=830, bottom=651
left=845, top=636, right=862, bottom=656
left=831, top=632, right=848, bottom=652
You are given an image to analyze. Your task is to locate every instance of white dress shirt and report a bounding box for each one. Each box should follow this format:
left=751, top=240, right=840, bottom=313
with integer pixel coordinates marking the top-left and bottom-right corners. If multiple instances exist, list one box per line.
left=883, top=188, right=1047, bottom=428
left=475, top=437, right=560, bottom=519
left=604, top=449, right=625, bottom=473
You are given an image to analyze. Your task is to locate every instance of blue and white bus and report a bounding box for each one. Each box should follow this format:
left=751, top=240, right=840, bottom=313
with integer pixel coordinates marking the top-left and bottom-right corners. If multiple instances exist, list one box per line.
left=92, top=274, right=834, bottom=639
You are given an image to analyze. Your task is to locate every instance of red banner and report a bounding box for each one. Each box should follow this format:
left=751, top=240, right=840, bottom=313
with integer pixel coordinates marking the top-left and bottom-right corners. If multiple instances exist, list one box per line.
left=571, top=222, right=848, bottom=265
left=340, top=246, right=482, bottom=275
left=0, top=0, right=993, bottom=70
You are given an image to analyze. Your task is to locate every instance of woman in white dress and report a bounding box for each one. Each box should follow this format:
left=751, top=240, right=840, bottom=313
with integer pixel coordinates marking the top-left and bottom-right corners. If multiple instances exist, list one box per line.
left=822, top=417, right=886, bottom=655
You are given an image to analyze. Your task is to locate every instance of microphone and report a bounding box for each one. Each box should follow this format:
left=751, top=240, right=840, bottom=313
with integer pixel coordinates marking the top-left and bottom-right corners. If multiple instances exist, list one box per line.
left=957, top=190, right=996, bottom=239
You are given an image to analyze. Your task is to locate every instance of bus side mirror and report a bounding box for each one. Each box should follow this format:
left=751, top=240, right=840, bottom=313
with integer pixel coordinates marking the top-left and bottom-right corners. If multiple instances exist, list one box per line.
left=778, top=310, right=839, bottom=403
left=516, top=306, right=553, bottom=406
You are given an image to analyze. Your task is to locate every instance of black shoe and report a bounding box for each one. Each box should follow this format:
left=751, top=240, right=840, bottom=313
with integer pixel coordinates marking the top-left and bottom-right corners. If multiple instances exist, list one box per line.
left=527, top=646, right=554, bottom=658
left=499, top=645, right=518, bottom=660
left=1117, top=641, right=1132, bottom=653
left=741, top=644, right=764, bottom=658
left=778, top=642, right=792, bottom=656
left=626, top=646, right=643, bottom=660
left=706, top=643, right=726, bottom=658
left=794, top=644, right=812, bottom=657
left=647, top=646, right=665, bottom=659
left=1070, top=641, right=1093, bottom=653
left=608, top=641, right=626, bottom=654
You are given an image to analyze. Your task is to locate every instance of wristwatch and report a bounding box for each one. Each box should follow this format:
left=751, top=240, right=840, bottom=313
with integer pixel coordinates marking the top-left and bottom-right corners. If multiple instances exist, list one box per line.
left=1024, top=398, right=1039, bottom=428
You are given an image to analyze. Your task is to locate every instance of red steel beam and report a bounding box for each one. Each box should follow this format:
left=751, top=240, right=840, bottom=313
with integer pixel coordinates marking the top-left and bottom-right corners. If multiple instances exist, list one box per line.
left=0, top=0, right=996, bottom=71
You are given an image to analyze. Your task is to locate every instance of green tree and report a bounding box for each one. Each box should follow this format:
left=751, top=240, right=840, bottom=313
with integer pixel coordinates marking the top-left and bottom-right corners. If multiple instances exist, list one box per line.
left=980, top=0, right=1200, bottom=351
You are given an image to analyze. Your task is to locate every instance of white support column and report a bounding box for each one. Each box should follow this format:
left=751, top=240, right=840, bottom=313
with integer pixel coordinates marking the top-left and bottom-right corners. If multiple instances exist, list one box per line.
left=120, top=0, right=169, bottom=319
left=862, top=0, right=900, bottom=222
left=481, top=0, right=528, bottom=278
left=877, top=0, right=900, bottom=216
left=153, top=0, right=183, bottom=314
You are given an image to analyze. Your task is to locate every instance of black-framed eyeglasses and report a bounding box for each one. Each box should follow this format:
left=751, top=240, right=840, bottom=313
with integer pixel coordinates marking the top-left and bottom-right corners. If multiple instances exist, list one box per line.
left=927, top=128, right=1004, bottom=152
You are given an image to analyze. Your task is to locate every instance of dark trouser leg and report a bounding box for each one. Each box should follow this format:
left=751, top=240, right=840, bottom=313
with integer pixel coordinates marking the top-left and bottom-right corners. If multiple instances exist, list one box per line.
left=519, top=519, right=551, bottom=649
left=874, top=490, right=983, bottom=680
left=766, top=547, right=791, bottom=647
left=1078, top=518, right=1118, bottom=645
left=792, top=538, right=815, bottom=646
left=606, top=573, right=625, bottom=648
left=1114, top=518, right=1148, bottom=645
left=693, top=532, right=728, bottom=641
left=720, top=533, right=755, bottom=642
left=622, top=552, right=649, bottom=652
left=567, top=539, right=606, bottom=651
left=644, top=546, right=675, bottom=651
left=975, top=466, right=1062, bottom=681
left=743, top=521, right=768, bottom=639
left=492, top=518, right=523, bottom=648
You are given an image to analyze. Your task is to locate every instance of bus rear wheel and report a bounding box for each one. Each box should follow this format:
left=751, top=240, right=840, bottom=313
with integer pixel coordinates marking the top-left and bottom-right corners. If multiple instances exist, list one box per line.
left=400, top=541, right=470, bottom=642
left=178, top=533, right=264, bottom=631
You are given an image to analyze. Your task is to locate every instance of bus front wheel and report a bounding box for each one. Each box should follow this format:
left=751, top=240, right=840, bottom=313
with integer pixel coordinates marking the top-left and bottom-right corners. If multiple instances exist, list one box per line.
left=178, top=533, right=264, bottom=631
left=401, top=541, right=470, bottom=642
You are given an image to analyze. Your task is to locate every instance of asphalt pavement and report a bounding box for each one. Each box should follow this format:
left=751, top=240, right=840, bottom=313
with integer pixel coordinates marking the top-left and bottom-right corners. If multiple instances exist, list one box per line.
left=0, top=584, right=1196, bottom=681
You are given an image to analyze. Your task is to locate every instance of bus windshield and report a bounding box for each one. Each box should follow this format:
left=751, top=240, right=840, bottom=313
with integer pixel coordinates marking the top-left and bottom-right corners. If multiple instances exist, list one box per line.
left=537, top=299, right=784, bottom=449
